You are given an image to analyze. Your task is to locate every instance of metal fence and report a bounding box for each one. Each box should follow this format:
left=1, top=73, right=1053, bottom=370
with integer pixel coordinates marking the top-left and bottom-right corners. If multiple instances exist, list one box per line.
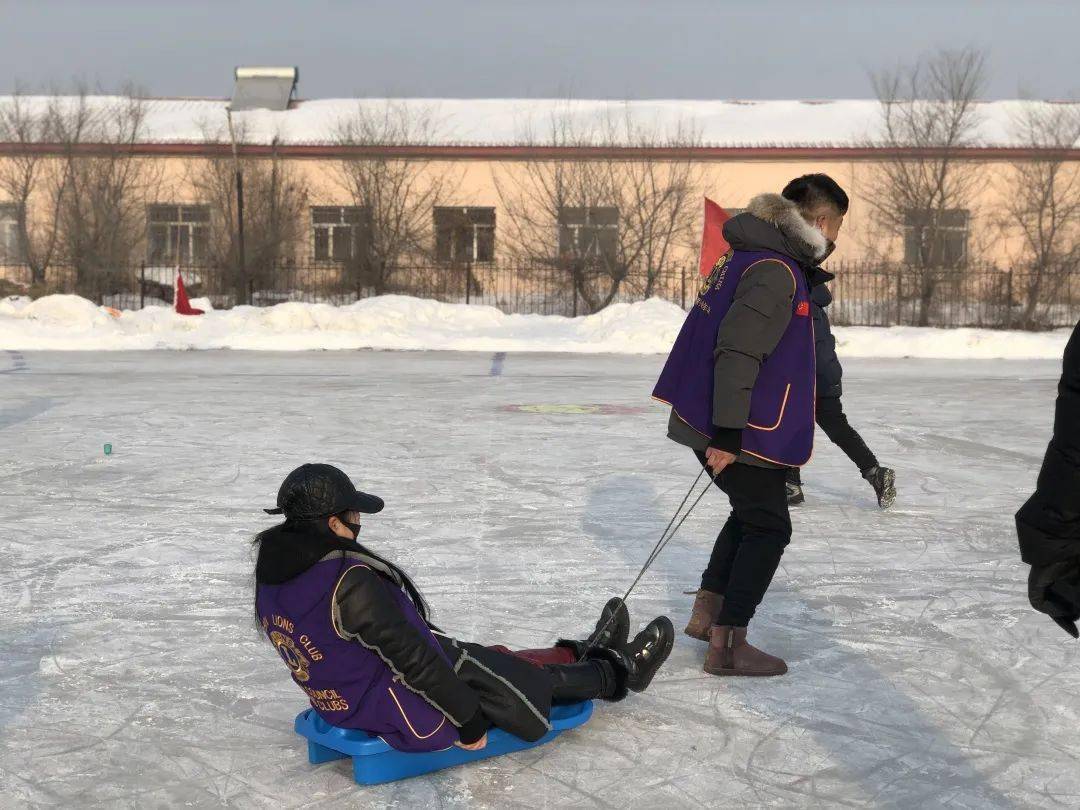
left=3, top=259, right=1079, bottom=330
left=824, top=261, right=1080, bottom=330
left=0, top=260, right=700, bottom=318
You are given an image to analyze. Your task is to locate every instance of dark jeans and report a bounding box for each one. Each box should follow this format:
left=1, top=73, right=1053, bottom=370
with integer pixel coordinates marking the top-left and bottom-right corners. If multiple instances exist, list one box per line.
left=694, top=451, right=792, bottom=626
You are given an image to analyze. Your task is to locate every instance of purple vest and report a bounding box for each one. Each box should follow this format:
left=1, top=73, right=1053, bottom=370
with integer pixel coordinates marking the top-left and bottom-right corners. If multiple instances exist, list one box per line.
left=255, top=552, right=460, bottom=752
left=653, top=248, right=816, bottom=466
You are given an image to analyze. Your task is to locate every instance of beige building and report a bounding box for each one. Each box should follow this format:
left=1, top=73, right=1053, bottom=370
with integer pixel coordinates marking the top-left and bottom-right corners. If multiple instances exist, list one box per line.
left=1, top=88, right=1078, bottom=321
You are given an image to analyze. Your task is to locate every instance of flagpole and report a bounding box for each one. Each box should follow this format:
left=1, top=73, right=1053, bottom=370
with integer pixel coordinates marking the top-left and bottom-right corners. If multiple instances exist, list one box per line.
left=226, top=108, right=247, bottom=305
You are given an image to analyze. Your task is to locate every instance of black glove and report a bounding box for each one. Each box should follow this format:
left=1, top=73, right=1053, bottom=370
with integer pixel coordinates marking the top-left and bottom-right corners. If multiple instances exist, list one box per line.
left=1028, top=560, right=1080, bottom=638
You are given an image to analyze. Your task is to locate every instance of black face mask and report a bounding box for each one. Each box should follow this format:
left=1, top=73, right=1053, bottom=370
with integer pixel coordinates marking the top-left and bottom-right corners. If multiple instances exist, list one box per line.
left=343, top=520, right=362, bottom=541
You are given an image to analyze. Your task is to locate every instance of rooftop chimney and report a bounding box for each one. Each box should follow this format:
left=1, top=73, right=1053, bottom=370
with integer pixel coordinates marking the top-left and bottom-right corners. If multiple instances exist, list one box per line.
left=229, top=66, right=298, bottom=112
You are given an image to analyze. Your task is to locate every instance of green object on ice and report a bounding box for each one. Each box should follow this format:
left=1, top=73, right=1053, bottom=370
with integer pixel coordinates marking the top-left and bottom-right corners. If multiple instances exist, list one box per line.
left=104, top=443, right=113, bottom=456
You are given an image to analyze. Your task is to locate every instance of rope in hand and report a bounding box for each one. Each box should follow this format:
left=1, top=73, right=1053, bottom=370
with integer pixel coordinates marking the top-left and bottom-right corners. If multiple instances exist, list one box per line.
left=577, top=464, right=720, bottom=661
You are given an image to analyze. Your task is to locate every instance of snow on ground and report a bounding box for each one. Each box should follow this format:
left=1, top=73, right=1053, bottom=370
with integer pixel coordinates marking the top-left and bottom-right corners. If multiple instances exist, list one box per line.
left=1, top=349, right=1078, bottom=808
left=0, top=293, right=1073, bottom=358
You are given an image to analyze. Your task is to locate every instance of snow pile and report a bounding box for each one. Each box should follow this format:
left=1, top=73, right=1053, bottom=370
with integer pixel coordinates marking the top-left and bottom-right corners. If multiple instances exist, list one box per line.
left=7, top=294, right=112, bottom=326
left=833, top=326, right=1072, bottom=360
left=0, top=294, right=686, bottom=353
left=0, top=293, right=1072, bottom=357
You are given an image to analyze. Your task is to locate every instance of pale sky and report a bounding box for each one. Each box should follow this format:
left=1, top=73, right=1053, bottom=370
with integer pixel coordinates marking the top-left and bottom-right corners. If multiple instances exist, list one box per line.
left=1, top=0, right=1076, bottom=100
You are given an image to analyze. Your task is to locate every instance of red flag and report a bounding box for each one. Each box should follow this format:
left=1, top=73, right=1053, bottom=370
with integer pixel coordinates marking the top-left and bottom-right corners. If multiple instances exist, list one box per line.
left=699, top=198, right=732, bottom=277
left=174, top=271, right=204, bottom=316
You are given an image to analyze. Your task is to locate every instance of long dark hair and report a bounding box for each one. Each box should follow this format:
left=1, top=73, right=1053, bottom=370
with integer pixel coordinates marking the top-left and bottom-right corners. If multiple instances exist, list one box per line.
left=352, top=537, right=430, bottom=622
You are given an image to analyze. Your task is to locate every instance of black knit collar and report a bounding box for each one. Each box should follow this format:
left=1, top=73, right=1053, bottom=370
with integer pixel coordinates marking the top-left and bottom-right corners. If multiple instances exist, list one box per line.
left=255, top=519, right=390, bottom=585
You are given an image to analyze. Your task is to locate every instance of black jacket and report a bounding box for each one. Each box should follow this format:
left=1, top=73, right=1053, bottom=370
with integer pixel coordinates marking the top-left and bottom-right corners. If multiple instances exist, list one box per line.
left=1017, top=319, right=1080, bottom=567
left=334, top=564, right=552, bottom=744
left=809, top=269, right=843, bottom=400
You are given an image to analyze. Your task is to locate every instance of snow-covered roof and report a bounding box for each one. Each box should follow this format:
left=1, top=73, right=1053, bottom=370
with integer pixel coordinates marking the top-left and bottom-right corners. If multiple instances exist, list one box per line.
left=1, top=96, right=1077, bottom=149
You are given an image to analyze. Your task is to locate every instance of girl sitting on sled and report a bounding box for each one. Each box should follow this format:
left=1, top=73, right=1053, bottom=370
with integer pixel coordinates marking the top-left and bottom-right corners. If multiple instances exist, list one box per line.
left=254, top=464, right=674, bottom=752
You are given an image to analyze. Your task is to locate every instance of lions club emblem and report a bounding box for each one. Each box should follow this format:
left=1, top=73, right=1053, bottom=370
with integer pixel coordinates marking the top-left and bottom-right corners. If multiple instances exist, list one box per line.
left=700, top=250, right=732, bottom=296
left=270, top=630, right=311, bottom=683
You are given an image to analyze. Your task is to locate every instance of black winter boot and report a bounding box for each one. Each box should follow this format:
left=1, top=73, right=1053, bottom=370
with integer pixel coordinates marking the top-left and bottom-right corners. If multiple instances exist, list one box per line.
left=621, top=616, right=675, bottom=693
left=785, top=467, right=804, bottom=506
left=862, top=466, right=896, bottom=509
left=554, top=614, right=673, bottom=699
left=785, top=479, right=805, bottom=506
left=556, top=597, right=631, bottom=658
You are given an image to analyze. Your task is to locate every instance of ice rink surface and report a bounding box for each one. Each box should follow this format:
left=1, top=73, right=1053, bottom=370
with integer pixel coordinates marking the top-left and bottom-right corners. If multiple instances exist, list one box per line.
left=2, top=349, right=1078, bottom=809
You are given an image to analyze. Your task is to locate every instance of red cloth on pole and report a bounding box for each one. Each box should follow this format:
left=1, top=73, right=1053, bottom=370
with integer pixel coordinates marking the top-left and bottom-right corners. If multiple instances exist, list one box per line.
left=174, top=272, right=204, bottom=315
left=699, top=198, right=732, bottom=277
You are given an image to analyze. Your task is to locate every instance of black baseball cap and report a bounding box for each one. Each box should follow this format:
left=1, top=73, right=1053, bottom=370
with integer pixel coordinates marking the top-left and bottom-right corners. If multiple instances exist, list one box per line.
left=265, top=463, right=384, bottom=519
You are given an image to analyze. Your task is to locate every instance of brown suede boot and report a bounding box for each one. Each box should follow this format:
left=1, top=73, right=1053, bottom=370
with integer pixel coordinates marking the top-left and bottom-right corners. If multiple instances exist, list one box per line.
left=703, top=625, right=788, bottom=676
left=684, top=589, right=724, bottom=641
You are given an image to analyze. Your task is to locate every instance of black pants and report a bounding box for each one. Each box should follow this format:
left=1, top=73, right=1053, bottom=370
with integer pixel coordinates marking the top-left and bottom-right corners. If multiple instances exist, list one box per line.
left=789, top=398, right=878, bottom=485
left=546, top=660, right=618, bottom=702
left=694, top=452, right=792, bottom=626
left=817, top=396, right=878, bottom=471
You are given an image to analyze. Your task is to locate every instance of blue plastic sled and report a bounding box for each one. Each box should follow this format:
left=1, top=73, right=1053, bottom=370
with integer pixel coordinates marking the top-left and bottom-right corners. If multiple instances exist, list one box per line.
left=294, top=701, right=593, bottom=785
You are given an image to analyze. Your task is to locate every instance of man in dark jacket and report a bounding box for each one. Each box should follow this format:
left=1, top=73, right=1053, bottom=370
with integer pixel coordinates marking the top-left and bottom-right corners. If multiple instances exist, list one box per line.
left=653, top=174, right=848, bottom=676
left=1017, top=319, right=1080, bottom=636
left=785, top=268, right=896, bottom=509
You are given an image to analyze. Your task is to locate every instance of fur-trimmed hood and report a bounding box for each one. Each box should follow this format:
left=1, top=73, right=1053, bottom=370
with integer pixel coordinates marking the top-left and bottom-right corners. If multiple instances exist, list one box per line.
left=722, top=193, right=830, bottom=265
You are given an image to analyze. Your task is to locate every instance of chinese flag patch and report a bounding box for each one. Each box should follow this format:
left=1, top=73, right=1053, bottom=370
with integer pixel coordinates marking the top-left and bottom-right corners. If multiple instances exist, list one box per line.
left=796, top=301, right=810, bottom=317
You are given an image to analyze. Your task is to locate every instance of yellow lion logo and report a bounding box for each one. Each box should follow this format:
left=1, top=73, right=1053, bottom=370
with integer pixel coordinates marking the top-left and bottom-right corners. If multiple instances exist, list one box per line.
left=700, top=250, right=733, bottom=297
left=270, top=630, right=311, bottom=683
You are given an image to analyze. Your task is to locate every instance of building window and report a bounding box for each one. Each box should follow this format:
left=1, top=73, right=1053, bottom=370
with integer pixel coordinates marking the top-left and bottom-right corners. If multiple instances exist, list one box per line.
left=434, top=207, right=495, bottom=263
left=558, top=206, right=619, bottom=261
left=903, top=209, right=969, bottom=266
left=147, top=204, right=210, bottom=265
left=312, top=206, right=371, bottom=262
left=0, top=203, right=23, bottom=263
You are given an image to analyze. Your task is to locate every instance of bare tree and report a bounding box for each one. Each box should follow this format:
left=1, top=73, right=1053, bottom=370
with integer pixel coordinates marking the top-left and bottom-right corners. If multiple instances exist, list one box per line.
left=331, top=102, right=452, bottom=294
left=616, top=113, right=703, bottom=299
left=188, top=125, right=309, bottom=302
left=0, top=91, right=89, bottom=286
left=867, top=47, right=989, bottom=325
left=998, top=101, right=1080, bottom=328
left=495, top=115, right=617, bottom=313
left=495, top=105, right=701, bottom=314
left=51, top=89, right=160, bottom=300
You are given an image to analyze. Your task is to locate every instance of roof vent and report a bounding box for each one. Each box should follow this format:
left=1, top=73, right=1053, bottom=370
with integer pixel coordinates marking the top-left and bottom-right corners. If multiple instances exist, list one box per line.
left=229, top=66, right=298, bottom=112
